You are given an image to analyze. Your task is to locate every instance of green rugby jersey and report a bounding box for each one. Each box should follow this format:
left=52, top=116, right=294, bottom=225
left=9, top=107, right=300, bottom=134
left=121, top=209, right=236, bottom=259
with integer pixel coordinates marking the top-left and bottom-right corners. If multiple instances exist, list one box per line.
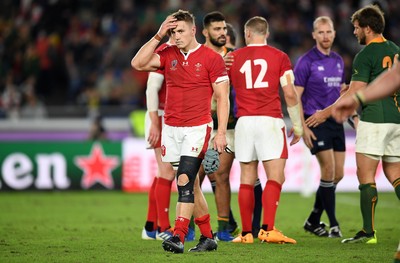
left=351, top=38, right=400, bottom=124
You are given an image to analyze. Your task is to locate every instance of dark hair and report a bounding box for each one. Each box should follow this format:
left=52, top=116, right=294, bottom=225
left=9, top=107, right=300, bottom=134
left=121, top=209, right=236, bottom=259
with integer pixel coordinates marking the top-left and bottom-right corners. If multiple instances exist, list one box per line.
left=351, top=5, right=385, bottom=34
left=203, top=11, right=226, bottom=28
left=226, top=23, right=237, bottom=45
left=172, top=9, right=196, bottom=25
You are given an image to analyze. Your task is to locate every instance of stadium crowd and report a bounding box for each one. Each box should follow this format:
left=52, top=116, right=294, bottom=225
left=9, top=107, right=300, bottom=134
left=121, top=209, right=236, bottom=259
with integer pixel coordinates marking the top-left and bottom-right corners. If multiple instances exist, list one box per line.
left=0, top=0, right=399, bottom=119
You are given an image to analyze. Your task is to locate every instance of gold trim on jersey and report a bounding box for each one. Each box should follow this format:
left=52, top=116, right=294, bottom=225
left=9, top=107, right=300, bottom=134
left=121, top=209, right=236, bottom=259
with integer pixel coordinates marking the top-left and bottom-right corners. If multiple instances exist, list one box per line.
left=367, top=35, right=386, bottom=45
left=221, top=46, right=228, bottom=57
left=394, top=91, right=400, bottom=113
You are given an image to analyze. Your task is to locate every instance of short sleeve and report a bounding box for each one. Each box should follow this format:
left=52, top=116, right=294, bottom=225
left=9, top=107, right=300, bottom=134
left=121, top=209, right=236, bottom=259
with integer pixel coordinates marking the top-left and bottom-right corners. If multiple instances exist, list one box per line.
left=293, top=55, right=310, bottom=87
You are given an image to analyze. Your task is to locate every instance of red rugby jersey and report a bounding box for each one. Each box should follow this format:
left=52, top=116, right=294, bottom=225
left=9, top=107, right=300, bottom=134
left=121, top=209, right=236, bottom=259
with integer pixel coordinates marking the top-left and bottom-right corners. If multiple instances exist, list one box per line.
left=228, top=44, right=292, bottom=118
left=158, top=44, right=228, bottom=126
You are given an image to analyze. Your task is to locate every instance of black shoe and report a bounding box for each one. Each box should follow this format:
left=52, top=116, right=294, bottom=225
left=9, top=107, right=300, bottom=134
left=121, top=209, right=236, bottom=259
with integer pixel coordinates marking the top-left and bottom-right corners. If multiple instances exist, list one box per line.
left=228, top=223, right=240, bottom=236
left=252, top=226, right=260, bottom=238
left=329, top=226, right=342, bottom=238
left=342, top=230, right=377, bottom=244
left=162, top=235, right=184, bottom=253
left=304, top=220, right=328, bottom=237
left=188, top=235, right=217, bottom=252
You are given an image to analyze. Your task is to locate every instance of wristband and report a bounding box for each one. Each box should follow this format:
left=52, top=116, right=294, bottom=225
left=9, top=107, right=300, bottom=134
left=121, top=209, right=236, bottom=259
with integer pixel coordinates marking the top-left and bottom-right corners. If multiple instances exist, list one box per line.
left=154, top=34, right=162, bottom=42
left=354, top=92, right=366, bottom=107
left=351, top=114, right=358, bottom=120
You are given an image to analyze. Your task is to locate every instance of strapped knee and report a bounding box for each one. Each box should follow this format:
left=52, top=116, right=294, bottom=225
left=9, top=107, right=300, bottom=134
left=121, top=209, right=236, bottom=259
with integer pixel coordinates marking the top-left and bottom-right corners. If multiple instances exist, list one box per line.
left=176, top=156, right=202, bottom=203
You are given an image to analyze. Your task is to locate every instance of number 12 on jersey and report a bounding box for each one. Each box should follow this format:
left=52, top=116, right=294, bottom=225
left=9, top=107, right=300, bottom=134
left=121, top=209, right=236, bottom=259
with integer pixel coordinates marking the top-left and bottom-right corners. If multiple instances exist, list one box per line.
left=239, top=59, right=269, bottom=89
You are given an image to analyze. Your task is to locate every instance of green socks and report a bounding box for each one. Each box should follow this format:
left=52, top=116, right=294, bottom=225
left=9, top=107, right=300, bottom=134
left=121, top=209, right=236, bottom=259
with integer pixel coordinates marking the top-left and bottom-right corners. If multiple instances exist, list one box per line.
left=359, top=183, right=378, bottom=234
left=392, top=178, right=400, bottom=200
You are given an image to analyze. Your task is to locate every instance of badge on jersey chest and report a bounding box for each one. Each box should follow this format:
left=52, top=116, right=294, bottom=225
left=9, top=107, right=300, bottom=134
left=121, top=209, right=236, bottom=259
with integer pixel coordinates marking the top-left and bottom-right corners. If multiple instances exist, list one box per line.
left=195, top=63, right=202, bottom=72
left=170, top=60, right=178, bottom=71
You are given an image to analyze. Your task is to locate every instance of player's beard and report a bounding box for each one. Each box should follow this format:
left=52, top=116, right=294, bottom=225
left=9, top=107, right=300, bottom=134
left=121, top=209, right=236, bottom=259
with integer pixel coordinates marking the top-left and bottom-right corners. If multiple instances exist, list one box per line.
left=320, top=40, right=332, bottom=50
left=210, top=36, right=226, bottom=47
left=357, top=32, right=366, bottom=45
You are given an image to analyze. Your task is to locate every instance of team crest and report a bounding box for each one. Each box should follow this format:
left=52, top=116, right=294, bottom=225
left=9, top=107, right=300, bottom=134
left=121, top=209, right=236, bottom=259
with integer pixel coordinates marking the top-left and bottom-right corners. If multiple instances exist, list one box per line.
left=170, top=60, right=177, bottom=70
left=195, top=62, right=202, bottom=72
left=161, top=145, right=166, bottom=156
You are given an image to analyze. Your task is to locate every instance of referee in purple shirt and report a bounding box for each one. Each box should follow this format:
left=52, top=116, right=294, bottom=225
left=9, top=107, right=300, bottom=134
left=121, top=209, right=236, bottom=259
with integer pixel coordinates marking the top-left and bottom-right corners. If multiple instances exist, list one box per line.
left=294, top=16, right=349, bottom=238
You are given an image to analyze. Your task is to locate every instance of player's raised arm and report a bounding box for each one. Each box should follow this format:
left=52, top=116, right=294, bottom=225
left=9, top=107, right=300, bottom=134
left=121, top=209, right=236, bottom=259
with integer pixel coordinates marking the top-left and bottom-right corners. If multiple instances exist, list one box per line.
left=332, top=54, right=400, bottom=122
left=131, top=16, right=177, bottom=71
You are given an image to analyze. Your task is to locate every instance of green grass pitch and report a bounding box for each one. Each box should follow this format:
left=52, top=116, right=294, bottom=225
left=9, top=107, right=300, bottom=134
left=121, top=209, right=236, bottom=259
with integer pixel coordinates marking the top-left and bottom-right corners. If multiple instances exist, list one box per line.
left=0, top=191, right=398, bottom=262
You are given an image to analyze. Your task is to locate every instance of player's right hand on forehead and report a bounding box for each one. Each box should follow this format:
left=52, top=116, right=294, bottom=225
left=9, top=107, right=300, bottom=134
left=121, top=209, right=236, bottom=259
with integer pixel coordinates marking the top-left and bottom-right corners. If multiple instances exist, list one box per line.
left=158, top=16, right=177, bottom=37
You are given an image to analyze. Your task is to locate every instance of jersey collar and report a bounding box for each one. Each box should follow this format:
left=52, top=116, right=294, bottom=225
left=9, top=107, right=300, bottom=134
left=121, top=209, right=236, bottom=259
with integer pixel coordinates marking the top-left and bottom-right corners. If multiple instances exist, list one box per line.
left=367, top=35, right=386, bottom=45
left=247, top=43, right=267, bottom=47
left=313, top=46, right=331, bottom=57
left=180, top=44, right=202, bottom=60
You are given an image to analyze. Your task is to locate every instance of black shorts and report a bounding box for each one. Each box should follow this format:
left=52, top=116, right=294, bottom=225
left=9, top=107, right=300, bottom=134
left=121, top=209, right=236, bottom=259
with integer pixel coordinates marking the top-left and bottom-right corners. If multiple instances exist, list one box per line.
left=305, top=115, right=346, bottom=155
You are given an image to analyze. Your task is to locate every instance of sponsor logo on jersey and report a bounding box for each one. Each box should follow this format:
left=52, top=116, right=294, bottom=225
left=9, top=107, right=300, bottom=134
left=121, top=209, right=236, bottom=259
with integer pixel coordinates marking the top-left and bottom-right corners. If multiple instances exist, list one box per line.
left=191, top=147, right=198, bottom=152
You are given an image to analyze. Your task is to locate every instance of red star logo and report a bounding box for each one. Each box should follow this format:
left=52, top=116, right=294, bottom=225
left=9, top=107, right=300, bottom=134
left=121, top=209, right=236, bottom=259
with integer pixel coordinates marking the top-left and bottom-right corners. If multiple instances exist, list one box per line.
left=75, top=143, right=119, bottom=189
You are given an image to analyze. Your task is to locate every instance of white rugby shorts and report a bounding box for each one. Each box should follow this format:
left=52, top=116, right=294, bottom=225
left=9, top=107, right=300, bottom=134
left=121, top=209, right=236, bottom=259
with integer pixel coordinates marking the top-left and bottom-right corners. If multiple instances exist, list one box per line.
left=356, top=120, right=400, bottom=162
left=161, top=121, right=213, bottom=163
left=235, top=116, right=288, bottom=162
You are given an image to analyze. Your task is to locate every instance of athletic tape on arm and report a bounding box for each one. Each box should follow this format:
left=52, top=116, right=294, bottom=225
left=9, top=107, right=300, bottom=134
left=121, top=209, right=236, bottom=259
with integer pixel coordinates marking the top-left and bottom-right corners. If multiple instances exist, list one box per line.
left=287, top=104, right=303, bottom=136
left=146, top=72, right=164, bottom=112
left=280, top=70, right=294, bottom=87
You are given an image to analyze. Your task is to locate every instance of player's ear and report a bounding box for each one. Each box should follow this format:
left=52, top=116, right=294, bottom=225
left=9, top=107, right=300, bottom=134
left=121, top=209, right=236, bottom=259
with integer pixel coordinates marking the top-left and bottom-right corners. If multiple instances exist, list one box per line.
left=192, top=25, right=196, bottom=36
left=244, top=29, right=250, bottom=38
left=202, top=28, right=208, bottom=38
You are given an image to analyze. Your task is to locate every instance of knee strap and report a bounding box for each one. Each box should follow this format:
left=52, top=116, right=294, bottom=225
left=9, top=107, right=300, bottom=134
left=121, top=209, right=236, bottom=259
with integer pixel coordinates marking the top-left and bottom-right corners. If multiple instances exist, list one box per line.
left=176, top=156, right=202, bottom=203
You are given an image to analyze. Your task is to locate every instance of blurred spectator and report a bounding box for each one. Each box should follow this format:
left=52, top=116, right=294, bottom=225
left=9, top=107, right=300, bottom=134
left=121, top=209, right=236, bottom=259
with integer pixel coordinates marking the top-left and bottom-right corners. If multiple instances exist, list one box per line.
left=88, top=114, right=107, bottom=141
left=65, top=50, right=82, bottom=103
left=23, top=43, right=40, bottom=81
left=0, top=0, right=399, bottom=118
left=20, top=76, right=47, bottom=119
left=96, top=68, right=116, bottom=104
left=78, top=79, right=101, bottom=119
left=2, top=73, right=21, bottom=120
